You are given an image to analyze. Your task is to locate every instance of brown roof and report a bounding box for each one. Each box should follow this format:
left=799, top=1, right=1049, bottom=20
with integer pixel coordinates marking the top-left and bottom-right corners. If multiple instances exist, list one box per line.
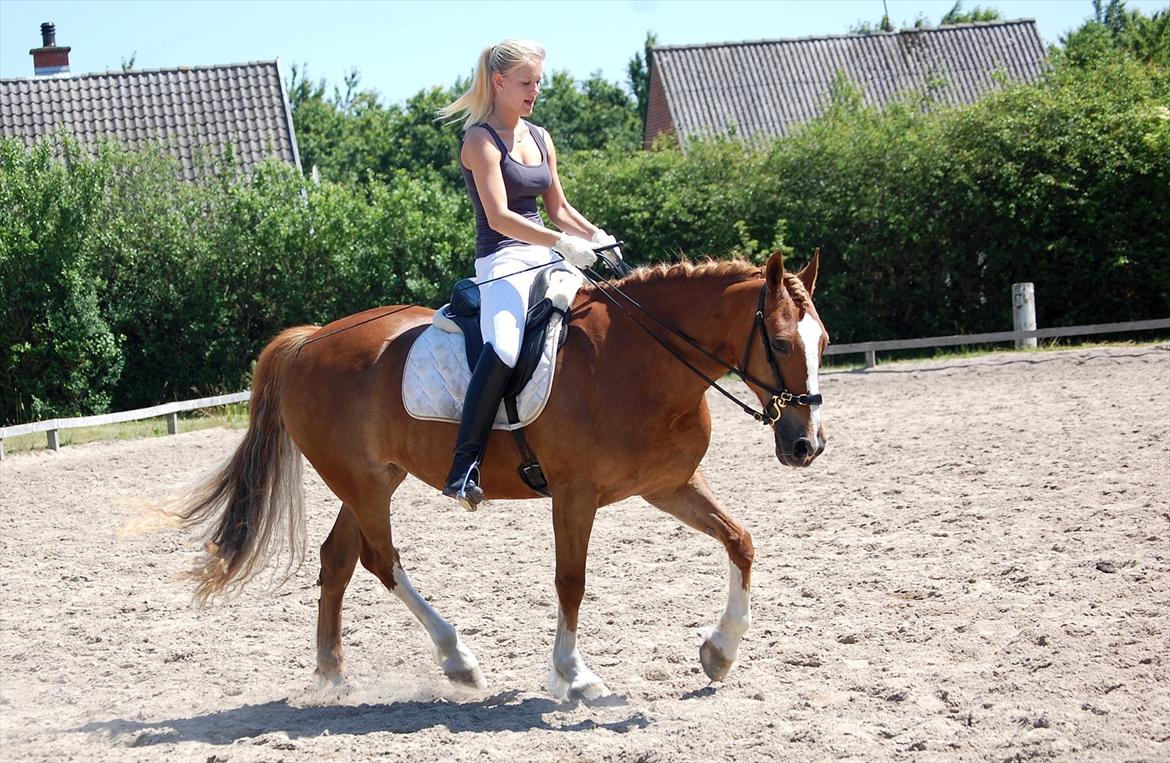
left=0, top=60, right=300, bottom=180
left=647, top=20, right=1046, bottom=146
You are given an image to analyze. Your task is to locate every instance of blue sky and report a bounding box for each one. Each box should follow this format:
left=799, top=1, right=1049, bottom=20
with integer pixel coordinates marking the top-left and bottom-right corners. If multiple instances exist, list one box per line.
left=2, top=1, right=1167, bottom=104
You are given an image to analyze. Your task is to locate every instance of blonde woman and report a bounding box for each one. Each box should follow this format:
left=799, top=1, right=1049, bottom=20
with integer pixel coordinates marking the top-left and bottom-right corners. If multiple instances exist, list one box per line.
left=437, top=38, right=619, bottom=508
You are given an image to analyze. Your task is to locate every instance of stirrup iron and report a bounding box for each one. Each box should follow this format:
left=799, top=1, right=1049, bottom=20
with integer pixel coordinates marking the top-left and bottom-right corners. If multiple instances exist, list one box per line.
left=452, top=463, right=484, bottom=511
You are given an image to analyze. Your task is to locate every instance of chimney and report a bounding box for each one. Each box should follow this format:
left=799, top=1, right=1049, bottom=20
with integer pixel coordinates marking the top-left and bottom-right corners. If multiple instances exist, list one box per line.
left=30, top=22, right=71, bottom=77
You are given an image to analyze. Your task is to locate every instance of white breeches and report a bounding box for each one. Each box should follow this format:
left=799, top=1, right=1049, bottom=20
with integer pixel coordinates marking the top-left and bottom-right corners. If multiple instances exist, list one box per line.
left=475, top=244, right=559, bottom=368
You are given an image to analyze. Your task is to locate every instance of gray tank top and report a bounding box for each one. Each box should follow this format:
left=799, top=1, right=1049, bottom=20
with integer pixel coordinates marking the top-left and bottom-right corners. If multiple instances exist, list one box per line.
left=461, top=120, right=552, bottom=258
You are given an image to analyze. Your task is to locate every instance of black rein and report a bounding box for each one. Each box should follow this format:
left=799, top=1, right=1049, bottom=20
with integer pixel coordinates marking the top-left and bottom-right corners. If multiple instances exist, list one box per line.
left=580, top=257, right=823, bottom=428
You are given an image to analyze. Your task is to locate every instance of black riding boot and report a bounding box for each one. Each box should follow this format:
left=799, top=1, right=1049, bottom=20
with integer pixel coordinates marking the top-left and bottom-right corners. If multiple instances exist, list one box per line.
left=442, top=344, right=512, bottom=509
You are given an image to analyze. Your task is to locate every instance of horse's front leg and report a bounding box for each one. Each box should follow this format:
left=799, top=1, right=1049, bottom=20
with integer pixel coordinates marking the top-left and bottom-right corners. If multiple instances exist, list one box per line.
left=548, top=488, right=610, bottom=701
left=644, top=468, right=754, bottom=681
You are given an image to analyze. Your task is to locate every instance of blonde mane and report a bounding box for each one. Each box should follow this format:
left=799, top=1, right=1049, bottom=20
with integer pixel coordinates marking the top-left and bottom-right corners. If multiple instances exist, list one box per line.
left=610, top=258, right=761, bottom=286
left=603, top=258, right=810, bottom=309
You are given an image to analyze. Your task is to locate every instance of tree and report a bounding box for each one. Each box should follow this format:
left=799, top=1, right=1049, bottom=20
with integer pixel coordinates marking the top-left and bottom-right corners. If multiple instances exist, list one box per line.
left=1126, top=9, right=1170, bottom=64
left=287, top=63, right=348, bottom=181
left=290, top=64, right=642, bottom=188
left=848, top=15, right=894, bottom=34
left=627, top=32, right=658, bottom=136
left=851, top=2, right=1002, bottom=33
left=536, top=71, right=641, bottom=152
left=941, top=2, right=1002, bottom=25
left=1059, top=1, right=1170, bottom=67
left=0, top=137, right=124, bottom=423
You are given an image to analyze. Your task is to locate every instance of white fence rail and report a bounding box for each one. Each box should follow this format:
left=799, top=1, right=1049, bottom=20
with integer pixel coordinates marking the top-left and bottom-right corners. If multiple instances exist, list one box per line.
left=1, top=316, right=1167, bottom=460
left=825, top=318, right=1170, bottom=367
left=0, top=391, right=250, bottom=459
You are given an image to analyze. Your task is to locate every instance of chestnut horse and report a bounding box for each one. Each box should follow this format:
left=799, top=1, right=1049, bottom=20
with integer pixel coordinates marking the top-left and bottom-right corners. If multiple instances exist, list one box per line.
left=174, top=249, right=827, bottom=700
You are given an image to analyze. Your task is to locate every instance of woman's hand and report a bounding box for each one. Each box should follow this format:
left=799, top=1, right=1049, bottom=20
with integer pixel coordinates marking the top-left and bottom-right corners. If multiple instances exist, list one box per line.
left=553, top=234, right=598, bottom=268
left=591, top=229, right=623, bottom=261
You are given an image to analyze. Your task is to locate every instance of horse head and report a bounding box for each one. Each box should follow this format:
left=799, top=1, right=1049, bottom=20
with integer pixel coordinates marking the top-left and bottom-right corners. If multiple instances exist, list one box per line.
left=747, top=250, right=828, bottom=467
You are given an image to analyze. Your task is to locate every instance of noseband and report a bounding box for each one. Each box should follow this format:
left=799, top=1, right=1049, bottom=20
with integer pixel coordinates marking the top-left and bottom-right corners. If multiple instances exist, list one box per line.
left=580, top=264, right=823, bottom=428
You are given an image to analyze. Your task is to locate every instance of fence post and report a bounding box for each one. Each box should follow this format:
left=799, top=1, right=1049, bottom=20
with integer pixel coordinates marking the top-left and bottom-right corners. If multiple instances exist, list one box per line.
left=865, top=349, right=877, bottom=368
left=47, top=429, right=60, bottom=451
left=0, top=439, right=5, bottom=460
left=166, top=413, right=179, bottom=435
left=1013, top=283, right=1037, bottom=350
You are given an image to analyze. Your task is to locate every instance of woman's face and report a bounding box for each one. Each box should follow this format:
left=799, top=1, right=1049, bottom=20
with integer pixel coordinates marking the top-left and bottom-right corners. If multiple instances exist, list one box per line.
left=494, top=60, right=543, bottom=117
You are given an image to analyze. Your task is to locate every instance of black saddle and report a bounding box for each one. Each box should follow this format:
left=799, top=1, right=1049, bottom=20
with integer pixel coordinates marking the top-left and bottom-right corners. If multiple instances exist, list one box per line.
left=441, top=265, right=572, bottom=400
left=439, top=267, right=574, bottom=497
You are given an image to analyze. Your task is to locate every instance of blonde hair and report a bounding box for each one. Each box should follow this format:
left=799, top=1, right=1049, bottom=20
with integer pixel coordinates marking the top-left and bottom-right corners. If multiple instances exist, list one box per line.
left=438, top=39, right=546, bottom=129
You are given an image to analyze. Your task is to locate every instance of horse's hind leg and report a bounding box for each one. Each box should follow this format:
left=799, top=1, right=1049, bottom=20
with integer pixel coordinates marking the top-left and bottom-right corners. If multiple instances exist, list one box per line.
left=643, top=468, right=755, bottom=682
left=347, top=468, right=485, bottom=689
left=316, top=504, right=361, bottom=683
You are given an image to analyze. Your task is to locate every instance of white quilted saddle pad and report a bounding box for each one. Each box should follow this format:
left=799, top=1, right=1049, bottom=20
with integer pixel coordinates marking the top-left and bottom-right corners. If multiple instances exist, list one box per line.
left=402, top=267, right=581, bottom=431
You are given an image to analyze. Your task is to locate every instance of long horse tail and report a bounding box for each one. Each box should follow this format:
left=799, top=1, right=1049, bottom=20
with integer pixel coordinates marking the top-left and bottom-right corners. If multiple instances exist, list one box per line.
left=172, top=325, right=318, bottom=604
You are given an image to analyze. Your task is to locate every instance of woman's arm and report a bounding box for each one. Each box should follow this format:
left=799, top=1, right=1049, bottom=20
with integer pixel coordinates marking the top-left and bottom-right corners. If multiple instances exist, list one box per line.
left=539, top=127, right=600, bottom=239
left=463, top=128, right=561, bottom=248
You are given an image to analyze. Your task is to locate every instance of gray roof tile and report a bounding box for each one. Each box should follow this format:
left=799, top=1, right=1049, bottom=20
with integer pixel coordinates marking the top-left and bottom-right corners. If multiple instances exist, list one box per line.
left=650, top=20, right=1046, bottom=144
left=0, top=60, right=300, bottom=180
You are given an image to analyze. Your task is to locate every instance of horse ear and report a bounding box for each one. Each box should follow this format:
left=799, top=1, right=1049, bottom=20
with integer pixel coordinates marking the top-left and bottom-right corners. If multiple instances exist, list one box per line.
left=797, top=247, right=820, bottom=296
left=765, top=250, right=785, bottom=291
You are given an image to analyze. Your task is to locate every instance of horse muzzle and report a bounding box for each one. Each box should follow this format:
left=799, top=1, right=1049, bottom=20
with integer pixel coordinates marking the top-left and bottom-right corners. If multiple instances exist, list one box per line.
left=775, top=430, right=825, bottom=467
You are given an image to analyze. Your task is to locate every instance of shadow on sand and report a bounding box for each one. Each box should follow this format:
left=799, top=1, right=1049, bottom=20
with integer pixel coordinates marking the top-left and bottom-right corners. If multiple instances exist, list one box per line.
left=73, top=690, right=650, bottom=745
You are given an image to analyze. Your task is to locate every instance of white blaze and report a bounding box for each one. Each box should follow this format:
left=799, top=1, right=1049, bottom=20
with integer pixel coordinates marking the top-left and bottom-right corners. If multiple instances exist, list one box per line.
left=797, top=313, right=823, bottom=439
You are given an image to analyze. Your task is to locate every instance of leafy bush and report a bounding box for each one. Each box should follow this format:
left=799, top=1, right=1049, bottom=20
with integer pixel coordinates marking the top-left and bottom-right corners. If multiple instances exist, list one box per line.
left=0, top=137, right=123, bottom=423
left=0, top=135, right=476, bottom=423
left=761, top=55, right=1170, bottom=341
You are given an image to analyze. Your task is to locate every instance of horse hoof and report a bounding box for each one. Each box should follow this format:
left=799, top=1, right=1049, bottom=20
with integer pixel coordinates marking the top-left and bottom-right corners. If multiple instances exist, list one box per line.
left=699, top=639, right=734, bottom=682
left=445, top=666, right=487, bottom=689
left=568, top=679, right=612, bottom=703
left=549, top=665, right=612, bottom=703
left=314, top=665, right=347, bottom=687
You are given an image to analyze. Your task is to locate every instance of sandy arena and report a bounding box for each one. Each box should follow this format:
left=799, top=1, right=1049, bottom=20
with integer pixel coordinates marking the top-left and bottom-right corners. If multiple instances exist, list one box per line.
left=1, top=344, right=1167, bottom=762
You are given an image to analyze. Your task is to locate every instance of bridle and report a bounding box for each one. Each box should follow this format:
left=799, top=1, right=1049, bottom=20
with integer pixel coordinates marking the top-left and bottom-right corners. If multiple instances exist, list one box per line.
left=581, top=257, right=823, bottom=428
left=741, top=285, right=824, bottom=426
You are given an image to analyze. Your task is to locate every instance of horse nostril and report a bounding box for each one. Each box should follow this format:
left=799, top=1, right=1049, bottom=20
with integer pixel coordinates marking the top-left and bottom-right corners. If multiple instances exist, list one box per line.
left=793, top=437, right=814, bottom=461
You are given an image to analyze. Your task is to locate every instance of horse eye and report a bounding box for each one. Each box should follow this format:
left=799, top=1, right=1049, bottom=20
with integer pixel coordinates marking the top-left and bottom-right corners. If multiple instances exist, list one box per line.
left=770, top=338, right=791, bottom=355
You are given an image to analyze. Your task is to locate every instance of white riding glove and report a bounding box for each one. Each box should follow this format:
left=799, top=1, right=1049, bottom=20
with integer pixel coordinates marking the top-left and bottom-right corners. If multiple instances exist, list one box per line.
left=553, top=234, right=598, bottom=269
left=591, top=229, right=623, bottom=261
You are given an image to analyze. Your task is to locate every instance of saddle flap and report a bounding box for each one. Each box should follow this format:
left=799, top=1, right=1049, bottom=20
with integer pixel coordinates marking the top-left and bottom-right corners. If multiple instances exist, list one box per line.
left=403, top=310, right=569, bottom=432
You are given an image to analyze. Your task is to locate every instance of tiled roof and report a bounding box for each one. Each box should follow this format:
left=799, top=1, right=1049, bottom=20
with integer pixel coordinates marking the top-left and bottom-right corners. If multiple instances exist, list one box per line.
left=649, top=20, right=1046, bottom=145
left=0, top=61, right=300, bottom=180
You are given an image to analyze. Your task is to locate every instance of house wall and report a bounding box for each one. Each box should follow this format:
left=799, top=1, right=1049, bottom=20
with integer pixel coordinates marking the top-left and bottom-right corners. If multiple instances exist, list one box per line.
left=643, top=57, right=674, bottom=149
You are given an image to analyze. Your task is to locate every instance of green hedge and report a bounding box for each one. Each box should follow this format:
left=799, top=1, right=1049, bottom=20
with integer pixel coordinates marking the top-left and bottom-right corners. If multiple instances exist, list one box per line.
left=2, top=55, right=1166, bottom=425
left=1, top=138, right=475, bottom=421
left=1, top=139, right=122, bottom=423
